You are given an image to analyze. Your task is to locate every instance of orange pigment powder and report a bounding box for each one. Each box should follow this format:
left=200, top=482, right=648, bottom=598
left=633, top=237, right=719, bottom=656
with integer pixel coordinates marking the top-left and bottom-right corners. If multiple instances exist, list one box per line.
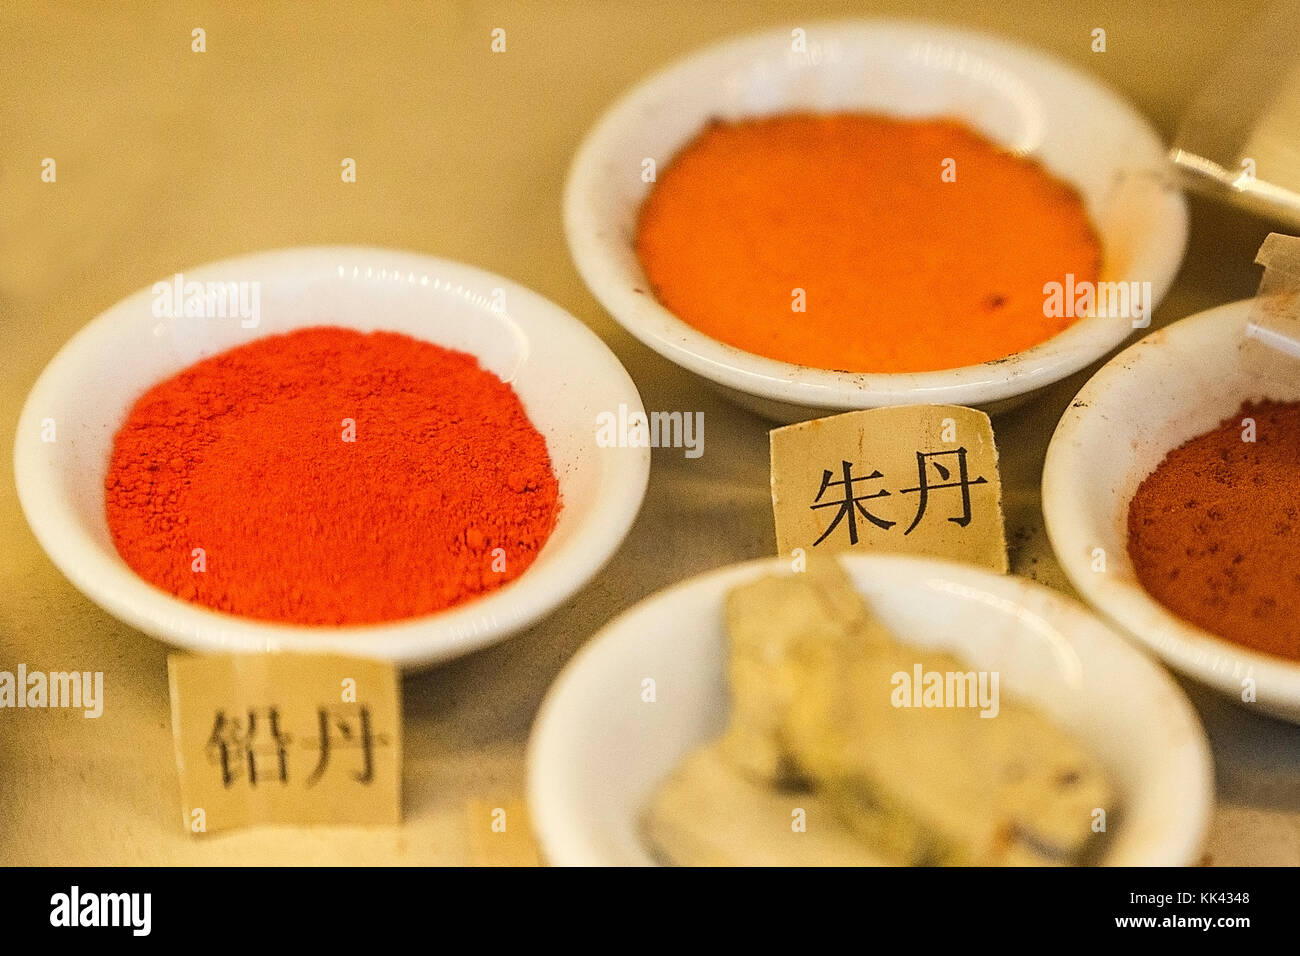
left=635, top=114, right=1102, bottom=373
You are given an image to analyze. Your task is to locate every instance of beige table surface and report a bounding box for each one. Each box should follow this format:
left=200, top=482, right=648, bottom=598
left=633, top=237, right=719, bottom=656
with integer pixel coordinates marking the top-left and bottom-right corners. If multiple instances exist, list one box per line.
left=2, top=0, right=1296, bottom=866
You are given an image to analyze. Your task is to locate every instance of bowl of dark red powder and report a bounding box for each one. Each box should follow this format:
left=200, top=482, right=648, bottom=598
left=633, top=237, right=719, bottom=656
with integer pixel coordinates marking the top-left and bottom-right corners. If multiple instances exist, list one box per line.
left=14, top=247, right=649, bottom=667
left=1044, top=301, right=1300, bottom=720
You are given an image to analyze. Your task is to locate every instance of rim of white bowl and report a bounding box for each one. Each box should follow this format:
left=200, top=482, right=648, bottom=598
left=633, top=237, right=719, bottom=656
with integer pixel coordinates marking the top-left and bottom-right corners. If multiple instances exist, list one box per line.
left=527, top=553, right=1214, bottom=867
left=14, top=245, right=650, bottom=669
left=564, top=18, right=1188, bottom=412
left=1044, top=299, right=1300, bottom=708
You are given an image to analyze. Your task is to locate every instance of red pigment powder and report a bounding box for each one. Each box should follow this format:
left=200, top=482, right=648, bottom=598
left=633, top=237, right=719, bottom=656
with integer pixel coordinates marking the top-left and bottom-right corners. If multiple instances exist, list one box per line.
left=105, top=326, right=560, bottom=625
left=1127, top=399, right=1300, bottom=659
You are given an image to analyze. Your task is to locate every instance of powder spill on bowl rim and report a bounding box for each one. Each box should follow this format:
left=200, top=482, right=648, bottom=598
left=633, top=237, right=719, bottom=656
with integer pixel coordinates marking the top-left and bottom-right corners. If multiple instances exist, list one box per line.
left=634, top=112, right=1103, bottom=374
left=1127, top=399, right=1300, bottom=660
left=105, top=326, right=561, bottom=626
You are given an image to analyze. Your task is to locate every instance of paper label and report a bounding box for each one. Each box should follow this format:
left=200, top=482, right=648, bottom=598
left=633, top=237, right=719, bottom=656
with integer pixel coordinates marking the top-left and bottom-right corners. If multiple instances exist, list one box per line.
left=168, top=653, right=401, bottom=834
left=1245, top=232, right=1300, bottom=383
left=770, top=405, right=1007, bottom=573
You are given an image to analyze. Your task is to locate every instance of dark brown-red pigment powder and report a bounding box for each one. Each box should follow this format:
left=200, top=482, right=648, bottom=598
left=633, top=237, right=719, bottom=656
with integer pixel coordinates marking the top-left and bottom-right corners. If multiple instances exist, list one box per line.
left=105, top=326, right=560, bottom=625
left=1127, top=399, right=1300, bottom=660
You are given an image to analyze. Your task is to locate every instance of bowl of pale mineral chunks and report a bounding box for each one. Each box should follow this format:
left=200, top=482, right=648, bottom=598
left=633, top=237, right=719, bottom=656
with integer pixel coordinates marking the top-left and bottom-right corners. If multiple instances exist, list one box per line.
left=1043, top=301, right=1300, bottom=722
left=527, top=554, right=1213, bottom=866
left=13, top=247, right=650, bottom=668
left=564, top=20, right=1188, bottom=422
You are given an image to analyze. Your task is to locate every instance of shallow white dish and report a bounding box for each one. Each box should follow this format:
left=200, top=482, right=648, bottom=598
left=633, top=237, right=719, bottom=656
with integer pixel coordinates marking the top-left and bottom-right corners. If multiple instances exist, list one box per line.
left=527, top=553, right=1213, bottom=866
left=1044, top=299, right=1300, bottom=720
left=14, top=246, right=649, bottom=669
left=565, top=19, right=1187, bottom=422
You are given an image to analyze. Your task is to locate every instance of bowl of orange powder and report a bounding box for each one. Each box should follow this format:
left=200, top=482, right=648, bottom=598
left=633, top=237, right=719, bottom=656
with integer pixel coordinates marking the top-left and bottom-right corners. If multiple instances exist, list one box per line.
left=565, top=20, right=1187, bottom=421
left=14, top=247, right=649, bottom=668
left=1044, top=301, right=1300, bottom=721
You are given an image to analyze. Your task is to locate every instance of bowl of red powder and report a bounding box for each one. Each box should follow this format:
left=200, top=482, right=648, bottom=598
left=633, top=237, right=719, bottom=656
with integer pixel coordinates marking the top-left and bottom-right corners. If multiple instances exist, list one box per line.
left=14, top=247, right=649, bottom=667
left=1044, top=300, right=1300, bottom=721
left=565, top=20, right=1187, bottom=422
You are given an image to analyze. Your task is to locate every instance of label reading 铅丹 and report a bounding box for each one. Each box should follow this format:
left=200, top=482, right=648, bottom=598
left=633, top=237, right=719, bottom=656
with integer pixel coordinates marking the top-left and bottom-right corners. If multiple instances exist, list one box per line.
left=168, top=652, right=401, bottom=834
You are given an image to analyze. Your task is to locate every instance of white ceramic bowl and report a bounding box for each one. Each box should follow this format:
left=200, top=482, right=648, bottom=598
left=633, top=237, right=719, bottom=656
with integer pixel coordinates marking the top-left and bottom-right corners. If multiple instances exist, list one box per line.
left=527, top=554, right=1213, bottom=866
left=565, top=19, right=1187, bottom=422
left=1044, top=299, right=1300, bottom=720
left=14, top=246, right=649, bottom=669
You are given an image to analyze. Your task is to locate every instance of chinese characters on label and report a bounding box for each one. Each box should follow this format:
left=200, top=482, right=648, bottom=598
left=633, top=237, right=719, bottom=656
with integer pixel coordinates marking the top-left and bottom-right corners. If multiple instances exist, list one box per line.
left=206, top=705, right=390, bottom=788
left=169, top=653, right=401, bottom=833
left=770, top=406, right=1008, bottom=573
left=810, top=448, right=990, bottom=545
